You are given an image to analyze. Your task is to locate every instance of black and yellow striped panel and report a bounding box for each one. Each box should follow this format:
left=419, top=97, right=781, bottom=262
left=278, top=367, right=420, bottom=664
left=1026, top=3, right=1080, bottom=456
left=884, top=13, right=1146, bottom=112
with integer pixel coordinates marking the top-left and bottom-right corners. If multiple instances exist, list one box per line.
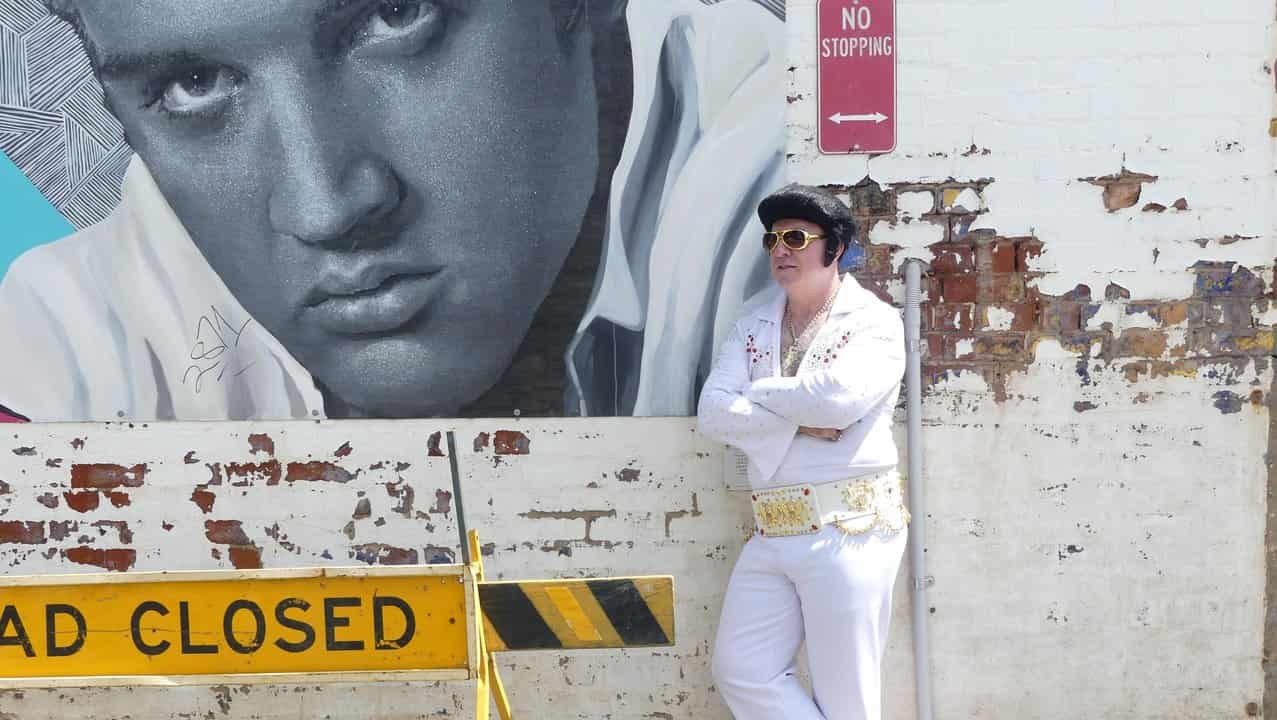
left=478, top=576, right=674, bottom=651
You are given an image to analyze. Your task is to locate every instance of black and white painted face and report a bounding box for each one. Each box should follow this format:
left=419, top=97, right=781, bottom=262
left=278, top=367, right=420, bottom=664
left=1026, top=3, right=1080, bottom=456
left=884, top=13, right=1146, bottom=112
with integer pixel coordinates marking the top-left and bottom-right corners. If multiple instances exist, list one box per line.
left=75, top=0, right=600, bottom=417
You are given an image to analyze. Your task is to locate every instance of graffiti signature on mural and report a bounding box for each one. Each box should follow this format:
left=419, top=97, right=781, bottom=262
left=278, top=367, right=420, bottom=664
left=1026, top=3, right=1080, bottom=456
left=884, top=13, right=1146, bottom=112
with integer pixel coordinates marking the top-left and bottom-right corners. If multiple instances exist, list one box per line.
left=183, top=308, right=255, bottom=393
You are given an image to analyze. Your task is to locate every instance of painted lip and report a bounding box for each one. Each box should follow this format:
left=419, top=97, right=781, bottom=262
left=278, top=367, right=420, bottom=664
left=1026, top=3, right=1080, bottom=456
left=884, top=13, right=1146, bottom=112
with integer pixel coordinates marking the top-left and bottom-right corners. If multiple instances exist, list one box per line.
left=304, top=262, right=446, bottom=336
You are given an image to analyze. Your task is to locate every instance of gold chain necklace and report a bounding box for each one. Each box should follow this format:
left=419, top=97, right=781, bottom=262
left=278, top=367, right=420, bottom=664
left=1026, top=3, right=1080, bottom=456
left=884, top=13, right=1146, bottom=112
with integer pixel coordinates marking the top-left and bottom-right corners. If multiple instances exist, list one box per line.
left=781, top=284, right=839, bottom=374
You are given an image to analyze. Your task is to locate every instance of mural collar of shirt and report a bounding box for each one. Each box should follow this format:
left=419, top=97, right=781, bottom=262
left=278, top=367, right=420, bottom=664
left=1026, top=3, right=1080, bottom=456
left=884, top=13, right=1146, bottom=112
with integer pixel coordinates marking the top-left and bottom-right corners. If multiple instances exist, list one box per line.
left=0, top=157, right=321, bottom=421
left=566, top=0, right=786, bottom=417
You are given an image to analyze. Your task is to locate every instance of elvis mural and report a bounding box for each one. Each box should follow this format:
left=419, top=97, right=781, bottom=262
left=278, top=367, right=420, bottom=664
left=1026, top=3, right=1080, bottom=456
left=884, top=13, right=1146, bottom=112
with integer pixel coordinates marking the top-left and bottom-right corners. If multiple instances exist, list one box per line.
left=0, top=0, right=789, bottom=422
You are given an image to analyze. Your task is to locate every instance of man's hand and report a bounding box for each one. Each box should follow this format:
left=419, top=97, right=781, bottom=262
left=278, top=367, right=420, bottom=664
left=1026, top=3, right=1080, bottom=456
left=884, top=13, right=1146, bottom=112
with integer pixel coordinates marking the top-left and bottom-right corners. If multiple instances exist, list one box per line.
left=798, top=426, right=841, bottom=441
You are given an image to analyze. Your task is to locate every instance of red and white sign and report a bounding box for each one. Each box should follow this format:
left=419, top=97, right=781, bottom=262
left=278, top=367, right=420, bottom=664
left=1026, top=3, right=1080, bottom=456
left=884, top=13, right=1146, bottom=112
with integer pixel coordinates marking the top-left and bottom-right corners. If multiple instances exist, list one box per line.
left=817, top=0, right=897, bottom=154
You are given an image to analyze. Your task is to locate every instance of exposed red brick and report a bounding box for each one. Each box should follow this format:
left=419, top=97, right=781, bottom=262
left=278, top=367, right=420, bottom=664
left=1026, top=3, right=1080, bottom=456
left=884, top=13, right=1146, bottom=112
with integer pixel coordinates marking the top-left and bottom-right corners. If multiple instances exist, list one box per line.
left=352, top=498, right=372, bottom=519
left=430, top=489, right=453, bottom=515
left=47, top=521, right=76, bottom=541
left=334, top=442, right=353, bottom=458
left=1172, top=198, right=1189, bottom=211
left=1059, top=284, right=1093, bottom=302
left=1014, top=238, right=1044, bottom=272
left=285, top=461, right=354, bottom=483
left=0, top=521, right=46, bottom=544
left=105, top=491, right=131, bottom=508
left=1040, top=302, right=1084, bottom=334
left=849, top=177, right=895, bottom=216
left=972, top=334, right=1029, bottom=360
left=931, top=304, right=975, bottom=332
left=353, top=543, right=419, bottom=566
left=494, top=431, right=531, bottom=455
left=943, top=334, right=978, bottom=360
left=427, top=431, right=445, bottom=457
left=190, top=488, right=216, bottom=514
left=225, top=461, right=282, bottom=487
left=205, top=520, right=252, bottom=545
left=63, top=491, right=101, bottom=514
left=1105, top=283, right=1132, bottom=301
left=930, top=244, right=975, bottom=275
left=940, top=275, right=978, bottom=303
left=1115, top=329, right=1169, bottom=358
left=69, top=463, right=147, bottom=490
left=1080, top=168, right=1158, bottom=212
left=862, top=244, right=897, bottom=276
left=91, top=520, right=133, bottom=544
left=1008, top=303, right=1040, bottom=331
left=989, top=274, right=1026, bottom=304
left=991, top=239, right=1017, bottom=273
left=247, top=433, right=275, bottom=456
left=36, top=493, right=59, bottom=509
left=925, top=334, right=946, bottom=359
left=63, top=547, right=135, bottom=572
left=183, top=451, right=199, bottom=464
left=227, top=546, right=263, bottom=570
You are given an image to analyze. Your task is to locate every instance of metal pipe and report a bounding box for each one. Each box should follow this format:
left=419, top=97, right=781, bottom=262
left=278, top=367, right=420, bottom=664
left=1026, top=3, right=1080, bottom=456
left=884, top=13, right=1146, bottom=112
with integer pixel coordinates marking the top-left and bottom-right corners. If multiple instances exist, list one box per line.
left=445, top=431, right=471, bottom=567
left=903, top=259, right=934, bottom=720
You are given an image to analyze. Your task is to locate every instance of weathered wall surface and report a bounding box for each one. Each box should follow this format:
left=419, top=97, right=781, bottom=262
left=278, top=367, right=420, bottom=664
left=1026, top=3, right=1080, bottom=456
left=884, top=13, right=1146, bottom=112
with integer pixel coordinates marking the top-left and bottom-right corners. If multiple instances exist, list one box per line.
left=1, top=1, right=1274, bottom=719
left=0, top=419, right=917, bottom=719
left=786, top=0, right=1277, bottom=717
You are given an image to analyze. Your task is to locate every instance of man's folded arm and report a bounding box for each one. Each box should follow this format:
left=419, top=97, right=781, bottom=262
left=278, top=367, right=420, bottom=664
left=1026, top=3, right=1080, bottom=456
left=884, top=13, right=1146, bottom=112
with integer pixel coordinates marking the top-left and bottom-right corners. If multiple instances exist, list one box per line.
left=697, top=326, right=798, bottom=477
left=745, top=309, right=905, bottom=429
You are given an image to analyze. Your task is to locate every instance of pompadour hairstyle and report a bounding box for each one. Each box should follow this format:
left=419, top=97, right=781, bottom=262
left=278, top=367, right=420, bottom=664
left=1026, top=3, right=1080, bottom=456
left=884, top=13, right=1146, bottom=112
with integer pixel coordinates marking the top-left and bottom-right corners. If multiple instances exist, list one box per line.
left=757, top=183, right=858, bottom=267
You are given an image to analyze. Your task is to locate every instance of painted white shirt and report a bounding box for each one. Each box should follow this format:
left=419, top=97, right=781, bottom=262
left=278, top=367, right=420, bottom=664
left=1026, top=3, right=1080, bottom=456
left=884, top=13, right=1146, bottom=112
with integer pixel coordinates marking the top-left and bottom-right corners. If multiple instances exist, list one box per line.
left=0, top=0, right=784, bottom=422
left=696, top=277, right=905, bottom=489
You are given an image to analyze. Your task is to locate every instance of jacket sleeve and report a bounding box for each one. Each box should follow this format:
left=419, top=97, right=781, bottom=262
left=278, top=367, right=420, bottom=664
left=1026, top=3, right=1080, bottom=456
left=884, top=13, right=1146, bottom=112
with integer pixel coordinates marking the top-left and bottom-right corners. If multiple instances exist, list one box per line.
left=696, top=324, right=798, bottom=481
left=745, top=306, right=904, bottom=429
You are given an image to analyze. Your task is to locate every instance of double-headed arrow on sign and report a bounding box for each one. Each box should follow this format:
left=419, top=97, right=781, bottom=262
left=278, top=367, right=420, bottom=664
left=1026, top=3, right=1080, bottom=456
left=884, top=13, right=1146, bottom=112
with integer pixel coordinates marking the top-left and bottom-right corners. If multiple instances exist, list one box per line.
left=827, top=112, right=889, bottom=124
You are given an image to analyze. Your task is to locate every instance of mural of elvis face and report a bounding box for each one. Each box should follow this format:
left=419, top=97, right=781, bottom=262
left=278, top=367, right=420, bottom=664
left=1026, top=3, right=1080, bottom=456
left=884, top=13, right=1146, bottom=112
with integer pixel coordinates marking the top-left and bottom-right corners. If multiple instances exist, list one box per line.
left=0, top=0, right=787, bottom=421
left=65, top=0, right=603, bottom=418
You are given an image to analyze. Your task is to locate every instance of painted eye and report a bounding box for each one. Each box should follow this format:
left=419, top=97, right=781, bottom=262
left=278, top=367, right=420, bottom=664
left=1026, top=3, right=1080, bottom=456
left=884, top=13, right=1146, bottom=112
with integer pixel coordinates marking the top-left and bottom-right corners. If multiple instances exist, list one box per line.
left=354, top=0, right=445, bottom=48
left=377, top=1, right=423, bottom=28
left=157, top=66, right=241, bottom=115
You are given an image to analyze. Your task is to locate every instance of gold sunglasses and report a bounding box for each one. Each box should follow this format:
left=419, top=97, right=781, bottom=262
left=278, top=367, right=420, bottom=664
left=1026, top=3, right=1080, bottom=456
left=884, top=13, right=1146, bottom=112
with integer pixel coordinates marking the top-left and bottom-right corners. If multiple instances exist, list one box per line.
left=762, top=229, right=825, bottom=253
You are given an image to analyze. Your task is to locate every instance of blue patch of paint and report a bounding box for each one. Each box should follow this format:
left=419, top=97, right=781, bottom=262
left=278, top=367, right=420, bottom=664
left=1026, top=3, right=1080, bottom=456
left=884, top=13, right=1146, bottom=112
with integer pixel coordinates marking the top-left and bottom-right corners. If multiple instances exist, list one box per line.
left=1212, top=390, right=1242, bottom=415
left=839, top=243, right=865, bottom=272
left=0, top=152, right=73, bottom=280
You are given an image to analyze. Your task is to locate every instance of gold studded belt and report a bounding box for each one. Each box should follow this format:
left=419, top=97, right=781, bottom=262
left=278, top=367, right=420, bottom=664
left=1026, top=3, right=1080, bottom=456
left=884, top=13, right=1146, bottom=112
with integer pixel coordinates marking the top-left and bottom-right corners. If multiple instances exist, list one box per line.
left=750, top=470, right=910, bottom=538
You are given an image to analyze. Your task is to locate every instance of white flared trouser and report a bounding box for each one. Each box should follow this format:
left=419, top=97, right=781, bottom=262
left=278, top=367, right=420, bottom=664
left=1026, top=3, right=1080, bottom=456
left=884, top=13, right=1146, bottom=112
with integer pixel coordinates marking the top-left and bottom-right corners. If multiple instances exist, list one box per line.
left=712, top=525, right=907, bottom=720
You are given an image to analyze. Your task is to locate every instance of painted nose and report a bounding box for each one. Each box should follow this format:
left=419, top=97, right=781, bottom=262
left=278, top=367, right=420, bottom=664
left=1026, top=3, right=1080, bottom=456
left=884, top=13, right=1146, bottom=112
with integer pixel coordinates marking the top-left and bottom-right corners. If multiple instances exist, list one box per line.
left=264, top=74, right=403, bottom=249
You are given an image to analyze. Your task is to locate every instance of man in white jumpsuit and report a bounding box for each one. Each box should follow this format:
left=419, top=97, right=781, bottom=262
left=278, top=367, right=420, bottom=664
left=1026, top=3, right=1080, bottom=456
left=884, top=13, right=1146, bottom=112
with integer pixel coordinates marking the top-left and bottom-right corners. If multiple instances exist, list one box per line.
left=0, top=0, right=786, bottom=421
left=698, top=184, right=909, bottom=719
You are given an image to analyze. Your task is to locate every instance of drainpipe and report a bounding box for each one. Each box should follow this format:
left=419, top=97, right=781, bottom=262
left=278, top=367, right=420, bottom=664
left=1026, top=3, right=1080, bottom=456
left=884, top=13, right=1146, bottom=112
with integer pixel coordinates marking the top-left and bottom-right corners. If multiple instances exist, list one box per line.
left=903, top=259, right=934, bottom=720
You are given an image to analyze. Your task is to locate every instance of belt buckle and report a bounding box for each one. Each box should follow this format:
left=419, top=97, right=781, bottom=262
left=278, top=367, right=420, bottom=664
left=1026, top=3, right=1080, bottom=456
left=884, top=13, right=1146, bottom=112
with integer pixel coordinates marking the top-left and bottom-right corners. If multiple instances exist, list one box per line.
left=751, top=485, right=821, bottom=537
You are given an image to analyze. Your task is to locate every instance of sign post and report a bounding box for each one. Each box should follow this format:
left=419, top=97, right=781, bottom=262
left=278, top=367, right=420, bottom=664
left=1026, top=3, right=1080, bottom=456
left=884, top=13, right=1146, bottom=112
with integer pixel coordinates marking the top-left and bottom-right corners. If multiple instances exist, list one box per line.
left=817, top=0, right=897, bottom=154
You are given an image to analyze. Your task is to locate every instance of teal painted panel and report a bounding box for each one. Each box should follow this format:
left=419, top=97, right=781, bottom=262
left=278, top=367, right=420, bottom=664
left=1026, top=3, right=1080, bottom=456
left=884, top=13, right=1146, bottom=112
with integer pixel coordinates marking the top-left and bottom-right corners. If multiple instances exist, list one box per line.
left=0, top=152, right=73, bottom=279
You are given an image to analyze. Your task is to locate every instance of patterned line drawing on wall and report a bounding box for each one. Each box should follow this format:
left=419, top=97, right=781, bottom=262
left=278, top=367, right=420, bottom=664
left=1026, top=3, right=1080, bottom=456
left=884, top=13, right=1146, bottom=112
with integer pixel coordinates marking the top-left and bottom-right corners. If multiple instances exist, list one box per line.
left=0, top=0, right=129, bottom=230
